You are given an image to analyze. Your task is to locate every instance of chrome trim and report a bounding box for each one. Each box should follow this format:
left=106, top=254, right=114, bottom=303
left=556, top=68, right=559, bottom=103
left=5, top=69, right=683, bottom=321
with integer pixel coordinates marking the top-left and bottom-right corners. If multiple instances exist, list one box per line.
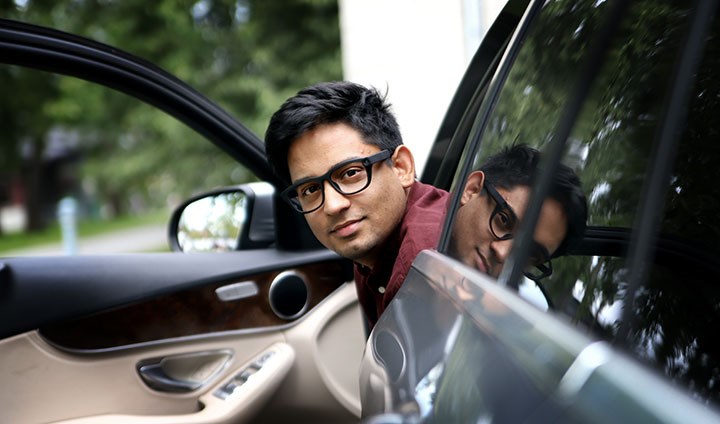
left=268, top=270, right=310, bottom=320
left=215, top=281, right=258, bottom=302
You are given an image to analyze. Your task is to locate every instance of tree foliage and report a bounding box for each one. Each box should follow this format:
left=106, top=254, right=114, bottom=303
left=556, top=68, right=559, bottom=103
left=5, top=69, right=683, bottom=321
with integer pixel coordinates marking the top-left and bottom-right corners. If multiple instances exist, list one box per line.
left=0, top=0, right=341, bottom=227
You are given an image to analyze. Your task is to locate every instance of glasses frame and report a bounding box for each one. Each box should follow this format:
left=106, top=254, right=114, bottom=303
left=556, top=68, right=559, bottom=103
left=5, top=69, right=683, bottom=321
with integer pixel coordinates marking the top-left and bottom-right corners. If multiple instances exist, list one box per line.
left=281, top=149, right=393, bottom=214
left=484, top=181, right=553, bottom=281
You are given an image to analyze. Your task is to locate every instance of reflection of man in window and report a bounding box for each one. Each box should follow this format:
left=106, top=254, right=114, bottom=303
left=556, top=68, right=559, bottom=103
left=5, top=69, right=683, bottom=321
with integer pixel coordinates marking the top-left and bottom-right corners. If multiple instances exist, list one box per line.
left=448, top=145, right=587, bottom=281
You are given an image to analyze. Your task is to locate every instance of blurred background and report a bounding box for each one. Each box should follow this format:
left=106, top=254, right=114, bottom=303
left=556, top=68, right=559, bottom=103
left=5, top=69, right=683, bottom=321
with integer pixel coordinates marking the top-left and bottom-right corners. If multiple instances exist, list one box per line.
left=0, top=0, right=503, bottom=255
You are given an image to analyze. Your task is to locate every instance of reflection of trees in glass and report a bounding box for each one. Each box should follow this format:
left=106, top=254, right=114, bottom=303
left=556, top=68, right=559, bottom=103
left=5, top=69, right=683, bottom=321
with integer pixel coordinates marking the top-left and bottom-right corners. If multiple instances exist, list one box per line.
left=478, top=0, right=684, bottom=229
left=178, top=192, right=246, bottom=252
left=627, top=261, right=720, bottom=405
left=465, top=0, right=720, bottom=406
left=663, top=17, right=720, bottom=248
left=475, top=0, right=688, bottom=308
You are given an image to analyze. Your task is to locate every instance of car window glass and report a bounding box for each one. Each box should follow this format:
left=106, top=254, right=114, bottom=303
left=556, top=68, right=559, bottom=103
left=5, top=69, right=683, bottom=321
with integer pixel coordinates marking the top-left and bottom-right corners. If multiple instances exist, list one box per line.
left=0, top=68, right=253, bottom=256
left=446, top=0, right=670, bottom=271
left=445, top=0, right=720, bottom=407
left=552, top=4, right=720, bottom=407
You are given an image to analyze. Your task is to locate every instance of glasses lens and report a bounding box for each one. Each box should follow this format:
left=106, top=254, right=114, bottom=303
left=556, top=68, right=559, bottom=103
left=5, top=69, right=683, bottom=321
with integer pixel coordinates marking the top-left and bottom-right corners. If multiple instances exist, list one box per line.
left=522, top=241, right=552, bottom=281
left=331, top=161, right=371, bottom=195
left=525, top=245, right=552, bottom=280
left=490, top=207, right=515, bottom=240
left=290, top=181, right=324, bottom=212
left=524, top=262, right=552, bottom=281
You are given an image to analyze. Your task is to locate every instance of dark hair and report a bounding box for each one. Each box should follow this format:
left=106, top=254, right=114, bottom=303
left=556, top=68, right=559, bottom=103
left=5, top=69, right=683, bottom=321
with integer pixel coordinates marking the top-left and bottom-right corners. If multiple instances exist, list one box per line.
left=479, top=144, right=588, bottom=256
left=265, top=81, right=403, bottom=184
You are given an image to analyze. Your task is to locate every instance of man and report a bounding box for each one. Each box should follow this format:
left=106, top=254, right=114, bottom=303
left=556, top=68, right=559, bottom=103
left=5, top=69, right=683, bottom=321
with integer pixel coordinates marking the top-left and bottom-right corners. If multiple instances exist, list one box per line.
left=265, top=81, right=450, bottom=328
left=448, top=144, right=587, bottom=281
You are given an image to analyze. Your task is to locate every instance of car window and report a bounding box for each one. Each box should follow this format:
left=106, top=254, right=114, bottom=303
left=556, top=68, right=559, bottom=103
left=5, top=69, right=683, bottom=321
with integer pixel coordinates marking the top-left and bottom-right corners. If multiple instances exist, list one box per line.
left=0, top=67, right=253, bottom=255
left=444, top=0, right=720, bottom=407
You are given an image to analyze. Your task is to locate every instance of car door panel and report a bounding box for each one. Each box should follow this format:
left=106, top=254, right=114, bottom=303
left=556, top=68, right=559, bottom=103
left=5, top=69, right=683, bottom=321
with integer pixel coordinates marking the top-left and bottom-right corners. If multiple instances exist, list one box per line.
left=1, top=279, right=364, bottom=423
left=37, top=259, right=350, bottom=351
left=1, top=247, right=363, bottom=423
left=0, top=249, right=347, bottom=339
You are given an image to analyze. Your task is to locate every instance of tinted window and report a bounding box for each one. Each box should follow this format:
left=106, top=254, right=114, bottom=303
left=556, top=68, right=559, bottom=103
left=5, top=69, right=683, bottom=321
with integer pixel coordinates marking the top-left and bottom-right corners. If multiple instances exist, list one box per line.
left=446, top=0, right=720, bottom=406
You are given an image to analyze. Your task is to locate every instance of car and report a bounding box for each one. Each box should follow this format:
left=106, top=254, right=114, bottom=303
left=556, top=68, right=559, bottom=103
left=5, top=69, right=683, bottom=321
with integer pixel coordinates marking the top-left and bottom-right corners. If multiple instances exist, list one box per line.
left=2, top=0, right=720, bottom=422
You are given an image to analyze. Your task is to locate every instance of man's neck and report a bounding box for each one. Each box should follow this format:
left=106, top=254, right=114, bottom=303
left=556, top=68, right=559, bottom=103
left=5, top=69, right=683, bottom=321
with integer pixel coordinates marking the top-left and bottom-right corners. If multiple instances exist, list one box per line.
left=355, top=256, right=375, bottom=270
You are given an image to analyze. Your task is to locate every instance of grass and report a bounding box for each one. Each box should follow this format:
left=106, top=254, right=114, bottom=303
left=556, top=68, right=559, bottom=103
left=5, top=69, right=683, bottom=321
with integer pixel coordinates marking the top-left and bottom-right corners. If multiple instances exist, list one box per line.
left=0, top=209, right=168, bottom=254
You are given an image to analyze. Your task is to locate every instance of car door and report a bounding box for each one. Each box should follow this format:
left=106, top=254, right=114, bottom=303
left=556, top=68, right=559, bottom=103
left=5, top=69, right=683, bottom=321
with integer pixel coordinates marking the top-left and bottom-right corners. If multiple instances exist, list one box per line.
left=361, top=0, right=720, bottom=422
left=0, top=19, right=364, bottom=424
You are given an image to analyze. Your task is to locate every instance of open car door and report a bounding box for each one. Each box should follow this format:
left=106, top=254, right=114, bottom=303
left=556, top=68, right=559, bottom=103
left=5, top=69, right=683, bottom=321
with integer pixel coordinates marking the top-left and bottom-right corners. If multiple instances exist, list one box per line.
left=0, top=18, right=364, bottom=424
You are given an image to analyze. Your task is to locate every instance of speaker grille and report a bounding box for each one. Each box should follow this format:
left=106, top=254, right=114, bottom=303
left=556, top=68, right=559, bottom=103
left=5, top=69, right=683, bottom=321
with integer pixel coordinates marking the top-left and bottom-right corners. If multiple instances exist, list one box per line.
left=268, top=271, right=309, bottom=320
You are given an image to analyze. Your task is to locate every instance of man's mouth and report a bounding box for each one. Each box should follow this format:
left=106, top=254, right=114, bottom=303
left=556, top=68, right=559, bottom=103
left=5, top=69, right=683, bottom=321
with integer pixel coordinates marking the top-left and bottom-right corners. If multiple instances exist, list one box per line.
left=331, top=218, right=363, bottom=238
left=475, top=248, right=490, bottom=274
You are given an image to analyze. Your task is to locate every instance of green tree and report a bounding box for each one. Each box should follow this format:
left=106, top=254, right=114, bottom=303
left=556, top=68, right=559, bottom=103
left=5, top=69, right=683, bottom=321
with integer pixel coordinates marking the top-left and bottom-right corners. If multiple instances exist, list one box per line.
left=0, top=0, right=341, bottom=225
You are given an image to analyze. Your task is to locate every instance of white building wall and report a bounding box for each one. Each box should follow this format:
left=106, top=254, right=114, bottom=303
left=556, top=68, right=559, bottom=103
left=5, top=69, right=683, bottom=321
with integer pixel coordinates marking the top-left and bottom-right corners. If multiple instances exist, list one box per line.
left=338, top=0, right=505, bottom=175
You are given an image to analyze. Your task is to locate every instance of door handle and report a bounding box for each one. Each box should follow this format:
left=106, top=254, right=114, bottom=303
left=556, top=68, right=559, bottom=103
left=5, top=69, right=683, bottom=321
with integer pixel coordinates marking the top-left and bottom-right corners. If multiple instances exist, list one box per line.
left=137, top=350, right=233, bottom=393
left=138, top=362, right=203, bottom=392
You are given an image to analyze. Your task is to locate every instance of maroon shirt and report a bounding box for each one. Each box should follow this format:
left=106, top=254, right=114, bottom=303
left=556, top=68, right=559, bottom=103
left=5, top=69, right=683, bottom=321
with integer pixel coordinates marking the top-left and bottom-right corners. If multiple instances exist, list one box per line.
left=354, top=181, right=450, bottom=328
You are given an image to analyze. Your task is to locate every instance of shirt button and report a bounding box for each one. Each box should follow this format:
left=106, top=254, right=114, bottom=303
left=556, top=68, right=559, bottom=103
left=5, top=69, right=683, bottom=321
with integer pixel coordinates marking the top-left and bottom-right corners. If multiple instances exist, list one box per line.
left=378, top=286, right=386, bottom=294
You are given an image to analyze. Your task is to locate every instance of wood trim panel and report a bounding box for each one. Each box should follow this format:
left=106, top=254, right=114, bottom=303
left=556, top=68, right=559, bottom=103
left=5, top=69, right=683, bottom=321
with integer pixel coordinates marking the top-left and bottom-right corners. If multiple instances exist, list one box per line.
left=39, top=260, right=352, bottom=351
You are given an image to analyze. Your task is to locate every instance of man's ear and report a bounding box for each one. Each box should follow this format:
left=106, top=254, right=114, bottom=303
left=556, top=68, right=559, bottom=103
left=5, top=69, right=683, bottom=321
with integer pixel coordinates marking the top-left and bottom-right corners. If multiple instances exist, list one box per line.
left=461, top=171, right=485, bottom=205
left=391, top=145, right=416, bottom=188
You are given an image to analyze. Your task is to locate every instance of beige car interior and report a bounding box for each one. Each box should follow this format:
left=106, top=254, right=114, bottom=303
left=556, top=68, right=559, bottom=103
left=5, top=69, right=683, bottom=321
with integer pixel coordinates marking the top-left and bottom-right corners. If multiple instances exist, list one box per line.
left=0, top=282, right=364, bottom=424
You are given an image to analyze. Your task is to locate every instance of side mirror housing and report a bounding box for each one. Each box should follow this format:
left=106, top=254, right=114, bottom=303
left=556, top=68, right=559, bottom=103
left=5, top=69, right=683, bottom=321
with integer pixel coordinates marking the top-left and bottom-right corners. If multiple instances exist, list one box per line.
left=168, top=182, right=275, bottom=252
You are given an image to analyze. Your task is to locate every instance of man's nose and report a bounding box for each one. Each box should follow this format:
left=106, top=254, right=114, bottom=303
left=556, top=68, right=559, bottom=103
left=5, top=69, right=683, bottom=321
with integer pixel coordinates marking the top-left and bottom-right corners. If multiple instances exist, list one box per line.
left=490, top=238, right=513, bottom=265
left=322, top=181, right=351, bottom=214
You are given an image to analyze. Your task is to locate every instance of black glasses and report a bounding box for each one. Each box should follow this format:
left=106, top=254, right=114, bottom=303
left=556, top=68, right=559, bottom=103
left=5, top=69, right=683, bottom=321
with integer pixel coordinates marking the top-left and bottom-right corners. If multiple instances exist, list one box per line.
left=281, top=149, right=393, bottom=214
left=484, top=182, right=553, bottom=281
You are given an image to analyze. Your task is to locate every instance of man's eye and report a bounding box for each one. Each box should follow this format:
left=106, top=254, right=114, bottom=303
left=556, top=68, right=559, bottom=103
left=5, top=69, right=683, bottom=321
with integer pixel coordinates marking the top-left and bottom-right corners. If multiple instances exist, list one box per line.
left=339, top=166, right=366, bottom=181
left=300, top=183, right=321, bottom=198
left=496, top=211, right=514, bottom=231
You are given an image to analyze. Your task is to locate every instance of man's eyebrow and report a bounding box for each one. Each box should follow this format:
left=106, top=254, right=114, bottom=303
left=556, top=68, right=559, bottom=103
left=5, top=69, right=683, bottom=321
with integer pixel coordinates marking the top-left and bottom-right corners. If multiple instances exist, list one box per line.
left=291, top=155, right=365, bottom=185
left=291, top=174, right=323, bottom=187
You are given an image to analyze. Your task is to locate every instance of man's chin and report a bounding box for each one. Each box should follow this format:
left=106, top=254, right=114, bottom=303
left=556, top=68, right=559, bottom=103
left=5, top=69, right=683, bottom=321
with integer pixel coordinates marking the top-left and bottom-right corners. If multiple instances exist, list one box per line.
left=336, top=242, right=376, bottom=265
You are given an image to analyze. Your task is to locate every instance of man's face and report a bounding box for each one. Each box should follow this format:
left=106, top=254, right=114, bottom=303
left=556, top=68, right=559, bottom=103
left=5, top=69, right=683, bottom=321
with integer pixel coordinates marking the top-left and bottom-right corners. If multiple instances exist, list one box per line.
left=449, top=171, right=567, bottom=278
left=286, top=122, right=415, bottom=268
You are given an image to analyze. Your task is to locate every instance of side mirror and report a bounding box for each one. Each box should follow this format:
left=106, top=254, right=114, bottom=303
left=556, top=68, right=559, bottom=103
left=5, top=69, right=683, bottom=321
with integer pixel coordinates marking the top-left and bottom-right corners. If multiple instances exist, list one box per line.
left=168, top=182, right=275, bottom=252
